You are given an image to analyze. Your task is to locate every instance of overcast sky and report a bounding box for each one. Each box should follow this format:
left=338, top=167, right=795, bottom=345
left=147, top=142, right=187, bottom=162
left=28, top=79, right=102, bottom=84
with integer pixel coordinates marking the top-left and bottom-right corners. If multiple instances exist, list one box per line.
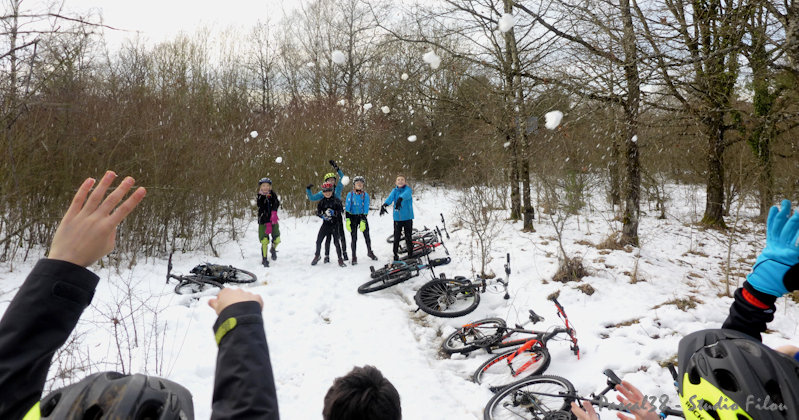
left=59, top=0, right=305, bottom=49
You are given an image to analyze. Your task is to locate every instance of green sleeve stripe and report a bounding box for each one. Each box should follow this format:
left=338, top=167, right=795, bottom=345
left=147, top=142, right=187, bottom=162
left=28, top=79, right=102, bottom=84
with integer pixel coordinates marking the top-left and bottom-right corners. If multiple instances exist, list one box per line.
left=23, top=402, right=40, bottom=420
left=215, top=317, right=237, bottom=346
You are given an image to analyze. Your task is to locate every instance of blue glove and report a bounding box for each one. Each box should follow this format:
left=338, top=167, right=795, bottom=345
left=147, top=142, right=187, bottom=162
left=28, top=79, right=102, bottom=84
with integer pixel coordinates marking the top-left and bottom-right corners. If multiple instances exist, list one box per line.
left=747, top=199, right=799, bottom=297
left=395, top=197, right=403, bottom=211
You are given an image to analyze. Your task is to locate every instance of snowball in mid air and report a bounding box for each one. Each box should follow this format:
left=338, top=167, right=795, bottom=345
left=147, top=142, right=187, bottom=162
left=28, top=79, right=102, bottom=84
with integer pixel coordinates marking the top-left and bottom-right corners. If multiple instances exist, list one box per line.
left=250, top=131, right=258, bottom=138
left=631, top=135, right=638, bottom=143
left=363, top=103, right=373, bottom=111
left=407, top=135, right=417, bottom=142
left=332, top=50, right=346, bottom=65
left=275, top=157, right=283, bottom=163
left=341, top=175, right=351, bottom=186
left=498, top=13, right=516, bottom=33
left=401, top=73, right=409, bottom=80
left=381, top=106, right=390, bottom=114
left=422, top=51, right=441, bottom=69
left=544, top=111, right=563, bottom=130
left=306, top=62, right=315, bottom=67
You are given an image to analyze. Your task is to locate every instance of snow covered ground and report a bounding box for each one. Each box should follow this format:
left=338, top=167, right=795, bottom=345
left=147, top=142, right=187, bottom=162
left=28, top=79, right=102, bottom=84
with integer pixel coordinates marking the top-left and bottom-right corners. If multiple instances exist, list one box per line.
left=1, top=183, right=797, bottom=419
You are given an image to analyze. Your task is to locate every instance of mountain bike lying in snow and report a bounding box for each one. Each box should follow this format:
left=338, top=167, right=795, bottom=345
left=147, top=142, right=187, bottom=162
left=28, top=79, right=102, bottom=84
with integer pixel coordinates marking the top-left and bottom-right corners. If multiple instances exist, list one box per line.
left=455, top=298, right=580, bottom=391
left=483, top=369, right=685, bottom=419
left=359, top=252, right=451, bottom=294
left=413, top=254, right=511, bottom=318
left=166, top=252, right=257, bottom=295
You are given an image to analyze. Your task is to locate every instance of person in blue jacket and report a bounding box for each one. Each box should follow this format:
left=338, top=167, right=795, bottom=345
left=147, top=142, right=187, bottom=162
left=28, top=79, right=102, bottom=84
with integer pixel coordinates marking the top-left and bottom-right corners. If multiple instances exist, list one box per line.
left=380, top=175, right=414, bottom=261
left=307, top=160, right=348, bottom=260
left=345, top=176, right=378, bottom=265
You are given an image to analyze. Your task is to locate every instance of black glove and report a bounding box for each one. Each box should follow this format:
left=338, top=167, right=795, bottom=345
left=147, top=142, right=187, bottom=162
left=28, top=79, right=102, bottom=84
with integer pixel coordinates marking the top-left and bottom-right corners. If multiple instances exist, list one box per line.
left=329, top=160, right=339, bottom=170
left=395, top=197, right=403, bottom=211
left=379, top=204, right=388, bottom=216
left=306, top=184, right=314, bottom=190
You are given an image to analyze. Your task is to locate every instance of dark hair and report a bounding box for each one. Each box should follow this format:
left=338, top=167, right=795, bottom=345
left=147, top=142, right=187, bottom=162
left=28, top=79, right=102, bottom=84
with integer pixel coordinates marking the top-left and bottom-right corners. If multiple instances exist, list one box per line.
left=323, top=365, right=401, bottom=420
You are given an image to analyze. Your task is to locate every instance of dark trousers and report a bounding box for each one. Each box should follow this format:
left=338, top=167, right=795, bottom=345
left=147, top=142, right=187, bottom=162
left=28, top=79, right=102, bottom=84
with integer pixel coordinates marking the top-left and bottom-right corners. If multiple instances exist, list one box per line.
left=393, top=220, right=413, bottom=259
left=337, top=216, right=347, bottom=254
left=348, top=214, right=373, bottom=256
left=316, top=222, right=342, bottom=258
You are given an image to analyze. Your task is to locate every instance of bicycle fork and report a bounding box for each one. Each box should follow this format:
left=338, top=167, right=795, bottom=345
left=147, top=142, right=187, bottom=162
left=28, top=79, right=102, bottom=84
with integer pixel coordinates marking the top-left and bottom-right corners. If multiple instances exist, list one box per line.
left=505, top=340, right=543, bottom=378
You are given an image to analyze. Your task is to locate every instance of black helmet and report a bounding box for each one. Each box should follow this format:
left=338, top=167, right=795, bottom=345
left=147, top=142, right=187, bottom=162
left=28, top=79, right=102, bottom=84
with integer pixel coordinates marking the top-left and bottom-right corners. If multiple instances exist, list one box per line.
left=39, top=371, right=194, bottom=420
left=353, top=176, right=366, bottom=184
left=258, top=177, right=272, bottom=185
left=677, top=329, right=799, bottom=420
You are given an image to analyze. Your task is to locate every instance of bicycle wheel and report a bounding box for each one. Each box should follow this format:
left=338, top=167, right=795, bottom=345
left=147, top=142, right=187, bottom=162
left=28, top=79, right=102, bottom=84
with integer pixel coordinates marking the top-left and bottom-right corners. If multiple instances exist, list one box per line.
left=414, top=279, right=480, bottom=317
left=442, top=318, right=507, bottom=354
left=174, top=276, right=223, bottom=295
left=483, top=375, right=576, bottom=420
left=223, top=267, right=257, bottom=284
left=358, top=270, right=413, bottom=294
left=473, top=345, right=551, bottom=391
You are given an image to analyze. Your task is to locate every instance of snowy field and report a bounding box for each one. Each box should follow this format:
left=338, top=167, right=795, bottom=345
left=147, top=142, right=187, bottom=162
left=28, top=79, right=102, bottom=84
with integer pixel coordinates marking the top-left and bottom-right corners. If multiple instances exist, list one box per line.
left=1, top=184, right=798, bottom=419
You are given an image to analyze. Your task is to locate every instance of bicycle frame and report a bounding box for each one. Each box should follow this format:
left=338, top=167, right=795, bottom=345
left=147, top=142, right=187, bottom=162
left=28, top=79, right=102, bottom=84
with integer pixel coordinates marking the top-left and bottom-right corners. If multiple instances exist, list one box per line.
left=454, top=297, right=579, bottom=357
left=502, top=370, right=685, bottom=418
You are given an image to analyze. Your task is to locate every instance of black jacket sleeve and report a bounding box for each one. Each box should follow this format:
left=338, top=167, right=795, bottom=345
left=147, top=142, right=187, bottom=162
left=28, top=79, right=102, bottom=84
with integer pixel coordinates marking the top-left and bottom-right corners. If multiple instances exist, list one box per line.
left=721, top=281, right=776, bottom=341
left=211, top=301, right=279, bottom=419
left=0, top=259, right=99, bottom=420
left=271, top=191, right=280, bottom=212
left=257, top=194, right=268, bottom=224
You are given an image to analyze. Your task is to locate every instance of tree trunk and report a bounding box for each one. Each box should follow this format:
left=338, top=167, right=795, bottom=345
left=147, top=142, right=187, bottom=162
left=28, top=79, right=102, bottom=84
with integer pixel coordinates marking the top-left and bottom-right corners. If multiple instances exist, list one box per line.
left=502, top=0, right=522, bottom=221
left=702, top=118, right=726, bottom=227
left=609, top=137, right=621, bottom=207
left=758, top=154, right=773, bottom=219
left=619, top=0, right=640, bottom=245
left=509, top=131, right=521, bottom=220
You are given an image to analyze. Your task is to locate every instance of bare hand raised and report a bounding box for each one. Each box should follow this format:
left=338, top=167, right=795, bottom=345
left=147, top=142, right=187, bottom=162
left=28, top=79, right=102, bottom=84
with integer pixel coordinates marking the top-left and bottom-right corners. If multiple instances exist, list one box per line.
left=208, top=288, right=264, bottom=315
left=48, top=171, right=146, bottom=267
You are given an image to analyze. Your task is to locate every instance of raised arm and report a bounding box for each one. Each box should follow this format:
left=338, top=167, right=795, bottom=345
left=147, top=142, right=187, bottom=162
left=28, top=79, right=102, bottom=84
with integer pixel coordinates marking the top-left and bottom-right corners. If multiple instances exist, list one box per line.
left=0, top=172, right=145, bottom=419
left=208, top=289, right=279, bottom=419
left=722, top=199, right=799, bottom=340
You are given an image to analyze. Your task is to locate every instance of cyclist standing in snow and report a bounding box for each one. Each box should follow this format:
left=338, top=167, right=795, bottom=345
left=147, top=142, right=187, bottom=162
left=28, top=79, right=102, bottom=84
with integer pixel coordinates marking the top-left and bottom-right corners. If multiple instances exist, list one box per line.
left=345, top=176, right=378, bottom=265
left=257, top=177, right=280, bottom=267
left=306, top=160, right=348, bottom=260
left=380, top=175, right=414, bottom=261
left=312, top=182, right=346, bottom=267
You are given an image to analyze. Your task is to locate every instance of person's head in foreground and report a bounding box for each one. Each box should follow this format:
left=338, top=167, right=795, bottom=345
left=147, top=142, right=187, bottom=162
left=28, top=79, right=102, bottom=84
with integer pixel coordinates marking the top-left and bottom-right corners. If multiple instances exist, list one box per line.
left=323, top=365, right=401, bottom=420
left=676, top=328, right=799, bottom=420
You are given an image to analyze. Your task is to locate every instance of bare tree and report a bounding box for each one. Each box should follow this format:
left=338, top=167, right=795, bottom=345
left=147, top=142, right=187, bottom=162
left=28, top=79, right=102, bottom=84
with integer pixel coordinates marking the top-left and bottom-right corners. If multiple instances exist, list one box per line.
left=515, top=0, right=645, bottom=245
left=634, top=0, right=751, bottom=227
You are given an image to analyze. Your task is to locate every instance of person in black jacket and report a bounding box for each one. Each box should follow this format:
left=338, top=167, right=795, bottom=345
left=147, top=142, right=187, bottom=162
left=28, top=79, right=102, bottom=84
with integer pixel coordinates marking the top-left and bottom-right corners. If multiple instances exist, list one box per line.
left=571, top=199, right=799, bottom=420
left=0, top=171, right=280, bottom=420
left=257, top=177, right=281, bottom=267
left=313, top=182, right=346, bottom=267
